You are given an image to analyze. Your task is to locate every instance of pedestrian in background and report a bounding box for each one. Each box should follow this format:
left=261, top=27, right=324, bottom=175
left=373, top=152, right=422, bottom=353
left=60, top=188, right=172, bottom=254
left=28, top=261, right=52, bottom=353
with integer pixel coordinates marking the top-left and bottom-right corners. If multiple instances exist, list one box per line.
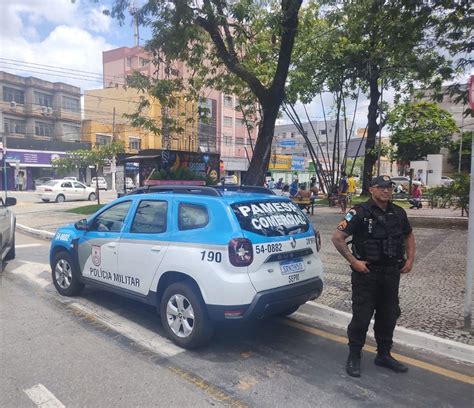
left=331, top=175, right=415, bottom=378
left=338, top=172, right=349, bottom=213
left=18, top=172, right=25, bottom=191
left=347, top=174, right=357, bottom=206
left=409, top=183, right=422, bottom=209
left=15, top=174, right=19, bottom=191
left=289, top=179, right=298, bottom=197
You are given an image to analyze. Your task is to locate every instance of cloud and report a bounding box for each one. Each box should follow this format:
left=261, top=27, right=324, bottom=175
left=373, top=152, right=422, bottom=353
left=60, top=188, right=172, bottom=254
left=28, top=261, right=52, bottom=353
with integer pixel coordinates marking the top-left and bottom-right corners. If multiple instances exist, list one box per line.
left=0, top=0, right=118, bottom=91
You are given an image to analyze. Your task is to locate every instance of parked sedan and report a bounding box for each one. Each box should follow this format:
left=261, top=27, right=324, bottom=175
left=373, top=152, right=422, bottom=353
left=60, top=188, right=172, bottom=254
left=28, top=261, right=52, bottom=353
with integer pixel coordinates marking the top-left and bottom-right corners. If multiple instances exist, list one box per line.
left=36, top=180, right=96, bottom=203
left=90, top=177, right=108, bottom=190
left=33, top=176, right=53, bottom=187
left=0, top=196, right=16, bottom=262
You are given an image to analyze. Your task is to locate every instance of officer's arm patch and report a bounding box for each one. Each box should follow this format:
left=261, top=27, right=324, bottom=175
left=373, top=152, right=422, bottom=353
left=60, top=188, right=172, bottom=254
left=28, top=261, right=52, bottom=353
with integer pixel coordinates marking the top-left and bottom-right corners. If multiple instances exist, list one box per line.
left=344, top=208, right=357, bottom=221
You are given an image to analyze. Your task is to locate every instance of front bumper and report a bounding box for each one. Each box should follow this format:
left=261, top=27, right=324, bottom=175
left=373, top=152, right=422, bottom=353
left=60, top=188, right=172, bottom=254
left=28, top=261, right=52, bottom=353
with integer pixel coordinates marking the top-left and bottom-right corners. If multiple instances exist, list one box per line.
left=207, top=277, right=323, bottom=322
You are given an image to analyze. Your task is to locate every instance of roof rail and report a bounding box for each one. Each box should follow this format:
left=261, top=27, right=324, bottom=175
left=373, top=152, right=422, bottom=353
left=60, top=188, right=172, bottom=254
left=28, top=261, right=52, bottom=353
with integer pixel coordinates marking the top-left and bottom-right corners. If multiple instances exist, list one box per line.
left=127, top=185, right=222, bottom=197
left=214, top=185, right=276, bottom=195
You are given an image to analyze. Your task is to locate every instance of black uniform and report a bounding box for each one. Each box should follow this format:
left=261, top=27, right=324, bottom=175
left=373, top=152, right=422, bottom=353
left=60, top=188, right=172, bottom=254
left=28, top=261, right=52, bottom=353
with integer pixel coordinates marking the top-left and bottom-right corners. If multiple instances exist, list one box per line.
left=337, top=198, right=412, bottom=354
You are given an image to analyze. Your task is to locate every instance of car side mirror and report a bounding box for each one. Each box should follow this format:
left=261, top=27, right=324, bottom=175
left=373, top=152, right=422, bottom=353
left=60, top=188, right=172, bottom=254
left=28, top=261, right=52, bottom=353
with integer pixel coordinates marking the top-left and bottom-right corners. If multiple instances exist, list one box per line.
left=5, top=197, right=16, bottom=207
left=74, top=218, right=89, bottom=231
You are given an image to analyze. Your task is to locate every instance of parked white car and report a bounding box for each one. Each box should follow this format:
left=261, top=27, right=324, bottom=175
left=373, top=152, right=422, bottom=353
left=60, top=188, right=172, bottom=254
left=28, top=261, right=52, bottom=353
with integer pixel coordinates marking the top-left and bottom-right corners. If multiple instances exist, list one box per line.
left=90, top=177, right=108, bottom=190
left=63, top=176, right=78, bottom=182
left=441, top=176, right=454, bottom=186
left=36, top=180, right=96, bottom=203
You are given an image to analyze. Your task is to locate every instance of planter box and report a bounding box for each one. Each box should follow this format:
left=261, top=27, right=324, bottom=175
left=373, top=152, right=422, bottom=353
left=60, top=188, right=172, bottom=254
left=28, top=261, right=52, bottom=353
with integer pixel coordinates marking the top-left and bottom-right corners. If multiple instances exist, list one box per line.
left=144, top=179, right=206, bottom=186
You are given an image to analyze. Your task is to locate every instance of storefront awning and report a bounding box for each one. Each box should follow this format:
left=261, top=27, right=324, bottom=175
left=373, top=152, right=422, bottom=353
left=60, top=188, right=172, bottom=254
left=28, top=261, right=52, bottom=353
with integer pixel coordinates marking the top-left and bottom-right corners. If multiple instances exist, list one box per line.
left=119, top=155, right=160, bottom=163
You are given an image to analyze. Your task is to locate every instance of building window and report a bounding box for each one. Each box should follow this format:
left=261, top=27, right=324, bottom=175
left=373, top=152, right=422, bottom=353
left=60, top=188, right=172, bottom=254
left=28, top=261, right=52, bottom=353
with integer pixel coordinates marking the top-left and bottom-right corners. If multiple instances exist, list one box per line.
left=3, top=87, right=25, bottom=104
left=139, top=57, right=149, bottom=67
left=224, top=95, right=233, bottom=107
left=235, top=137, right=244, bottom=146
left=164, top=66, right=179, bottom=76
left=223, top=116, right=233, bottom=127
left=126, top=56, right=132, bottom=67
left=62, top=96, right=80, bottom=112
left=35, top=121, right=54, bottom=137
left=198, top=98, right=214, bottom=118
left=223, top=136, right=232, bottom=146
left=236, top=118, right=246, bottom=127
left=62, top=124, right=81, bottom=141
left=4, top=118, right=26, bottom=134
left=319, top=129, right=326, bottom=135
left=34, top=92, right=53, bottom=107
left=129, top=137, right=141, bottom=150
left=96, top=134, right=112, bottom=145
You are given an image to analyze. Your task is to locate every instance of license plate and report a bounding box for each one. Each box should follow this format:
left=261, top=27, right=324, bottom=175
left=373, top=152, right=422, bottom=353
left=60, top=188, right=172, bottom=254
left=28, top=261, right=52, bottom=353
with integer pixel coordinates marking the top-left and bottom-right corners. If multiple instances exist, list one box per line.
left=280, top=258, right=305, bottom=275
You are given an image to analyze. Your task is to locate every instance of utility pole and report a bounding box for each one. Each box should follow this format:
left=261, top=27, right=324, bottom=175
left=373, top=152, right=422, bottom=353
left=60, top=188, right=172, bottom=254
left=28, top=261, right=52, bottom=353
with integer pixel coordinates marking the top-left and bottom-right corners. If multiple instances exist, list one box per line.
left=111, top=107, right=116, bottom=191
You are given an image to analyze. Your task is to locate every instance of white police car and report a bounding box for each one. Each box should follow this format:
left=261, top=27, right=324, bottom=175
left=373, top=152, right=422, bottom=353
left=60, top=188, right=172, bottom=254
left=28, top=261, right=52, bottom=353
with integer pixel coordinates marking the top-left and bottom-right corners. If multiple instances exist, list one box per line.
left=50, top=186, right=324, bottom=348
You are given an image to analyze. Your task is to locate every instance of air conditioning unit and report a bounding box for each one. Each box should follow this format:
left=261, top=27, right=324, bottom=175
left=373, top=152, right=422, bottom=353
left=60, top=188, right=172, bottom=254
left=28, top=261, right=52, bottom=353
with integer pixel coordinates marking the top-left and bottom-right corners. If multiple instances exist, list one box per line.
left=10, top=101, right=16, bottom=109
left=41, top=106, right=48, bottom=114
left=47, top=107, right=53, bottom=115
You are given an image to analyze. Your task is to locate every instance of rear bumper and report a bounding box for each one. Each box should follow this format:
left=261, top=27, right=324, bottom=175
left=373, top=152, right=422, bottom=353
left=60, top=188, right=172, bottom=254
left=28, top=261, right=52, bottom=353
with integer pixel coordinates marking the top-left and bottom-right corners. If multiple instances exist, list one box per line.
left=207, top=277, right=323, bottom=322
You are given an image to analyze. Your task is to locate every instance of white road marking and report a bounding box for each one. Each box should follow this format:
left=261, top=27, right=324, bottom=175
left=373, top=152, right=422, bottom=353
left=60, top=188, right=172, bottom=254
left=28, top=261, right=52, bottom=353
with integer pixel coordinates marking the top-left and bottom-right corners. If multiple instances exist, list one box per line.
left=16, top=243, right=44, bottom=249
left=7, top=261, right=183, bottom=358
left=24, top=384, right=65, bottom=408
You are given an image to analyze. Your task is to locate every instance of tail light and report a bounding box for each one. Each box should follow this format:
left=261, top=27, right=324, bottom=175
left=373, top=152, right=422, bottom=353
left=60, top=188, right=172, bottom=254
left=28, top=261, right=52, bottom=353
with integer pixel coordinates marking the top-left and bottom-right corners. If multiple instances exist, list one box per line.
left=45, top=188, right=53, bottom=192
left=315, top=230, right=321, bottom=252
left=228, top=238, right=253, bottom=267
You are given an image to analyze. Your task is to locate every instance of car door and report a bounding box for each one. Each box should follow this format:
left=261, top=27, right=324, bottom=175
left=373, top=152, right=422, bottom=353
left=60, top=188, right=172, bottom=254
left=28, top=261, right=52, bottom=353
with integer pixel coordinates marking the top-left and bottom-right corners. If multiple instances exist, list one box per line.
left=74, top=181, right=88, bottom=200
left=59, top=181, right=76, bottom=201
left=116, top=198, right=172, bottom=295
left=77, top=201, right=133, bottom=286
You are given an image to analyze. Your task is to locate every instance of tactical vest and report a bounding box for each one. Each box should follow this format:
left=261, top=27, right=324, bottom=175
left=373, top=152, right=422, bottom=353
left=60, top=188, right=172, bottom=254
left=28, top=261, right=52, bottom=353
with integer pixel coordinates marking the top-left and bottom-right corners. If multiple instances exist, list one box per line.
left=351, top=203, right=405, bottom=264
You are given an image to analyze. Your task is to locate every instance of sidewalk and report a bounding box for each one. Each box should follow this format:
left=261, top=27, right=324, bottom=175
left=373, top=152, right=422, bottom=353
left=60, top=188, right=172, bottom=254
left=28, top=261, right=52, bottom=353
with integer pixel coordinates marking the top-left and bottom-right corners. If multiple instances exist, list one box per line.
left=14, top=201, right=474, bottom=349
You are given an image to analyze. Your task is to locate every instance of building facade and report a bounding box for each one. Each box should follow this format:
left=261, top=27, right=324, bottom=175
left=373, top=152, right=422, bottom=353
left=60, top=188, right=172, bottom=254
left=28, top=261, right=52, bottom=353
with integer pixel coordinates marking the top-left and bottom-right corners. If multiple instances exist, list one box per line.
left=102, top=46, right=257, bottom=183
left=0, top=71, right=88, bottom=190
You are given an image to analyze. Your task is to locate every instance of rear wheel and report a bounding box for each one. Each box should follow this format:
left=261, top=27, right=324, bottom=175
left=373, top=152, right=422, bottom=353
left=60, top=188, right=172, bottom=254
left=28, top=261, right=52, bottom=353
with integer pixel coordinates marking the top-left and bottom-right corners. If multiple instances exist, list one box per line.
left=56, top=194, right=65, bottom=203
left=160, top=281, right=213, bottom=349
left=5, top=232, right=15, bottom=261
left=52, top=251, right=84, bottom=296
left=88, top=193, right=96, bottom=201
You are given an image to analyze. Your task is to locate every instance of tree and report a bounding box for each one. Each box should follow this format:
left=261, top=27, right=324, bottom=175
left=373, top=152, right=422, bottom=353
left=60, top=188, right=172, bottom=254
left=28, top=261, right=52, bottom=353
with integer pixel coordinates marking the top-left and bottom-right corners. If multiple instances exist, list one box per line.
left=448, top=131, right=472, bottom=172
left=321, top=0, right=454, bottom=194
left=387, top=101, right=458, bottom=163
left=52, top=141, right=125, bottom=204
left=108, top=0, right=305, bottom=186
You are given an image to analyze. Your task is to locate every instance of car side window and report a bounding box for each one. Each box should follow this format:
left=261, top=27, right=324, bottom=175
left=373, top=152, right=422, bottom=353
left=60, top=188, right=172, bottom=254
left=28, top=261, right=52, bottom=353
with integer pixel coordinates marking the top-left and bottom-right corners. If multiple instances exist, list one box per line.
left=90, top=201, right=132, bottom=233
left=74, top=182, right=85, bottom=189
left=130, top=200, right=168, bottom=234
left=178, top=203, right=209, bottom=231
left=61, top=182, right=72, bottom=188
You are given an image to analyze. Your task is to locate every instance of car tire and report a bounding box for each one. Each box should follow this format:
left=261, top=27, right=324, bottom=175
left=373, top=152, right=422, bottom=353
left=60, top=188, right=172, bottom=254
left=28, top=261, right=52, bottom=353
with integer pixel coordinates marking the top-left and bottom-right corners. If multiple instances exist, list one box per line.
left=42, top=199, right=50, bottom=202
left=160, top=281, right=213, bottom=349
left=277, top=306, right=300, bottom=316
left=52, top=251, right=84, bottom=296
left=56, top=194, right=65, bottom=203
left=5, top=232, right=15, bottom=261
left=88, top=193, right=96, bottom=201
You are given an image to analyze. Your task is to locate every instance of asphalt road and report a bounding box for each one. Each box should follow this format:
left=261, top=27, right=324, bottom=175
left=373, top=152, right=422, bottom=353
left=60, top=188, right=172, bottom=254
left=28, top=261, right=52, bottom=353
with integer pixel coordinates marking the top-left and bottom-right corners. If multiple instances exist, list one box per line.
left=1, top=232, right=472, bottom=407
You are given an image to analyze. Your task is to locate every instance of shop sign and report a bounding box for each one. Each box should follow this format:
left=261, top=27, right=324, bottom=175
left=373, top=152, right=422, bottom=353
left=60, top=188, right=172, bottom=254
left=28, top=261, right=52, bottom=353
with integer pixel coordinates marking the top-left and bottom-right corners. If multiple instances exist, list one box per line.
left=268, top=154, right=292, bottom=170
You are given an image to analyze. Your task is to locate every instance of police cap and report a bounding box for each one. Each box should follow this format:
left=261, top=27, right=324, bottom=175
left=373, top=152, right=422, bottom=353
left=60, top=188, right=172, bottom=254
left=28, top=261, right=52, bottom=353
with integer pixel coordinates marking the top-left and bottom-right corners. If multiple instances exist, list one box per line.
left=370, top=175, right=395, bottom=188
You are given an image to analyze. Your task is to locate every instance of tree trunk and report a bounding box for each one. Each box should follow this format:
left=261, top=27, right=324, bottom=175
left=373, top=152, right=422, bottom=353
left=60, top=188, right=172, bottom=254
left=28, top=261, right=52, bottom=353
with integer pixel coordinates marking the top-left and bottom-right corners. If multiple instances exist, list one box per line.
left=243, top=106, right=280, bottom=185
left=361, top=74, right=380, bottom=195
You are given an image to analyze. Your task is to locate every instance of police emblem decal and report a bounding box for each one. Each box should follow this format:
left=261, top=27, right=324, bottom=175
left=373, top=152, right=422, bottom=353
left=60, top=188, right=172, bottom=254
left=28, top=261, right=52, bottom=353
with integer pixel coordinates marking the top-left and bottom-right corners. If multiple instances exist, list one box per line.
left=92, top=245, right=101, bottom=266
left=290, top=237, right=297, bottom=249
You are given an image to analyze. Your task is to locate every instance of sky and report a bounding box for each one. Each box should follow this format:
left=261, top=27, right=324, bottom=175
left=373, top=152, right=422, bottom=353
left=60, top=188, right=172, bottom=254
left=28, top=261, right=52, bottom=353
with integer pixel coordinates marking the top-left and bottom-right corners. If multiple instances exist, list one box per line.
left=0, top=0, right=140, bottom=90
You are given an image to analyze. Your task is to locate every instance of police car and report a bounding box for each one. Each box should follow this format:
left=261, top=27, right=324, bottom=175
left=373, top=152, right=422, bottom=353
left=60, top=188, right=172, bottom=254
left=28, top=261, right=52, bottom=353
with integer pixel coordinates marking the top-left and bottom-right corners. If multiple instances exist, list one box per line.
left=50, top=186, right=324, bottom=349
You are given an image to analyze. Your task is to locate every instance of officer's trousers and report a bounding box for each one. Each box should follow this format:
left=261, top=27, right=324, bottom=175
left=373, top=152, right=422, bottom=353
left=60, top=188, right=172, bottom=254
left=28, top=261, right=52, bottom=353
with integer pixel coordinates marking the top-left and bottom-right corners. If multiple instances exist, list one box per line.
left=347, top=265, right=401, bottom=354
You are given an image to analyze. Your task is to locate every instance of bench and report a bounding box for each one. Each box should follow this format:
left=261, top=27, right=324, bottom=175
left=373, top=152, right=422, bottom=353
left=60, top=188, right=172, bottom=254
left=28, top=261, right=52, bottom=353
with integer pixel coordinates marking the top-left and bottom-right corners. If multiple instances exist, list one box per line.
left=291, top=197, right=316, bottom=215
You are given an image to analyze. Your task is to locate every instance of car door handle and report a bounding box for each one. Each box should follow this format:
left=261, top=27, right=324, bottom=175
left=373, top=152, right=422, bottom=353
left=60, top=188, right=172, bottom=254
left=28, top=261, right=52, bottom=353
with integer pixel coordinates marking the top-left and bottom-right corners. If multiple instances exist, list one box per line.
left=151, top=246, right=162, bottom=252
left=107, top=242, right=117, bottom=249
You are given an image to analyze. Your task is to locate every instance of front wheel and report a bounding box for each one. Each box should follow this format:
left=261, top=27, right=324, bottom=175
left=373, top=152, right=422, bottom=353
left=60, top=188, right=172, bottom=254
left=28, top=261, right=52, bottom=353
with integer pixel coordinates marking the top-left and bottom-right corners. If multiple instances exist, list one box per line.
left=160, top=281, right=213, bottom=349
left=88, top=193, right=96, bottom=201
left=52, top=251, right=84, bottom=296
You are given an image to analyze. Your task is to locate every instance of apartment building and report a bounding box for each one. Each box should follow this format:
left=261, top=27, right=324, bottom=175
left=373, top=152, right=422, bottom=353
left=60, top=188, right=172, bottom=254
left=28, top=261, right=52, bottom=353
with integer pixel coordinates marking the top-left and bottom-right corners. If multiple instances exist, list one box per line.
left=102, top=46, right=257, bottom=182
left=0, top=71, right=89, bottom=190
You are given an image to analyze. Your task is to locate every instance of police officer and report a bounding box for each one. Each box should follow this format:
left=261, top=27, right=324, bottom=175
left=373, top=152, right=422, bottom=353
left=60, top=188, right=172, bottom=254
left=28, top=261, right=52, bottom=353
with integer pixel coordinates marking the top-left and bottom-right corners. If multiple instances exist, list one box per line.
left=332, top=175, right=415, bottom=377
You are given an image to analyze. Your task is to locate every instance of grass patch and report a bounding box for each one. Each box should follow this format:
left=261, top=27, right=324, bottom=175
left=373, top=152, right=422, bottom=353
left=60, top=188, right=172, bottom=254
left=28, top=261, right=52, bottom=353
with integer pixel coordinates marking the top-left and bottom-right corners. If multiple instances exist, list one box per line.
left=66, top=204, right=104, bottom=215
left=351, top=195, right=410, bottom=208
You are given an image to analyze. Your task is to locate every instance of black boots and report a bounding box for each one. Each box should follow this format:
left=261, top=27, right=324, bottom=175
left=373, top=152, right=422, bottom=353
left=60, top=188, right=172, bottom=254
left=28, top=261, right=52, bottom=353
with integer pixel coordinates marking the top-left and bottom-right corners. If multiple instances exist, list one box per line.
left=346, top=352, right=361, bottom=377
left=374, top=352, right=409, bottom=373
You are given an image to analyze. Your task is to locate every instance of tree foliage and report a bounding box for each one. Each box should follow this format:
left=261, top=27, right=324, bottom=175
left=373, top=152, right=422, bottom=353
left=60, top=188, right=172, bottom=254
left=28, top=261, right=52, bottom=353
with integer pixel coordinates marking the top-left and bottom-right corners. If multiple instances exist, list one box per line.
left=387, top=102, right=458, bottom=162
left=108, top=0, right=305, bottom=185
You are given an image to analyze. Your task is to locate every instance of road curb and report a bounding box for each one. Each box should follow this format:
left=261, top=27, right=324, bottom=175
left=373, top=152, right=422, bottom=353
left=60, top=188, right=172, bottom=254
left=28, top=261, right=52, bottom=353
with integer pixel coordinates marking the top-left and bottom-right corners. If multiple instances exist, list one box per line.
left=302, top=302, right=474, bottom=364
left=17, top=224, right=54, bottom=240
left=408, top=216, right=468, bottom=230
